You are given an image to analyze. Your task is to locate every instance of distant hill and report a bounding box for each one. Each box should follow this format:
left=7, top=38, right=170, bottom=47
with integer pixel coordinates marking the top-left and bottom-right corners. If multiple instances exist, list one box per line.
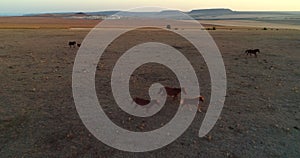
left=88, top=11, right=119, bottom=16
left=25, top=12, right=90, bottom=17
left=189, top=8, right=235, bottom=15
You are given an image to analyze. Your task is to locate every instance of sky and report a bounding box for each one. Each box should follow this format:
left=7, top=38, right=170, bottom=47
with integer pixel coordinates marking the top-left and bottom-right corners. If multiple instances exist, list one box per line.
left=1, top=0, right=299, bottom=15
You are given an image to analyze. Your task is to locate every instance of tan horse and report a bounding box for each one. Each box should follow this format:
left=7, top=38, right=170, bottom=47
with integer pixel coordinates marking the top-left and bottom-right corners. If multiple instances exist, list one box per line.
left=180, top=96, right=205, bottom=112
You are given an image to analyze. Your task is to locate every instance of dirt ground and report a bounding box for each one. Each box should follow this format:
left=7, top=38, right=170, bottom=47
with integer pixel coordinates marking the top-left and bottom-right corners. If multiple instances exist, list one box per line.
left=0, top=18, right=299, bottom=157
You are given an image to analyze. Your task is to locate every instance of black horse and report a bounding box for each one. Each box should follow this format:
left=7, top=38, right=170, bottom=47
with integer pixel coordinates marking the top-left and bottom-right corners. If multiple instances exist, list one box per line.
left=68, top=41, right=76, bottom=48
left=245, top=49, right=260, bottom=57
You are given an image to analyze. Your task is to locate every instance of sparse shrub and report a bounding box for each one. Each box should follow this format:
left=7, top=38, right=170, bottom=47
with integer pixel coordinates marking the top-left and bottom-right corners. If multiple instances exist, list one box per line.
left=166, top=25, right=171, bottom=29
left=263, top=27, right=268, bottom=30
left=206, top=27, right=216, bottom=30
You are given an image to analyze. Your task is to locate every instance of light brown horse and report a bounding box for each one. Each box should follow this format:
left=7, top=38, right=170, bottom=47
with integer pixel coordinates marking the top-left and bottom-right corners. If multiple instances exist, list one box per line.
left=180, top=96, right=205, bottom=112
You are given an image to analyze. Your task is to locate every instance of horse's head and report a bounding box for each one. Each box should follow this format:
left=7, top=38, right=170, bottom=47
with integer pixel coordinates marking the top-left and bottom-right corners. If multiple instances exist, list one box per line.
left=256, top=49, right=260, bottom=53
left=199, top=96, right=205, bottom=102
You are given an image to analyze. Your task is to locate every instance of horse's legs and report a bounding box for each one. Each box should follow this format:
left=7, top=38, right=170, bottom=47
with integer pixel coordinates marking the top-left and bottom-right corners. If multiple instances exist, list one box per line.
left=173, top=95, right=178, bottom=101
left=198, top=104, right=202, bottom=112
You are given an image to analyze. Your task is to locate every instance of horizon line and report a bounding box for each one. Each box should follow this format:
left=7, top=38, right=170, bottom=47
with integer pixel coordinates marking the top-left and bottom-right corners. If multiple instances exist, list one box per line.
left=1, top=8, right=300, bottom=17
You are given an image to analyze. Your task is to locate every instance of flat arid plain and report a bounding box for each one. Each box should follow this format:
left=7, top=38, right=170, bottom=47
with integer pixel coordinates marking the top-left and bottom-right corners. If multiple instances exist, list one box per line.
left=0, top=17, right=299, bottom=157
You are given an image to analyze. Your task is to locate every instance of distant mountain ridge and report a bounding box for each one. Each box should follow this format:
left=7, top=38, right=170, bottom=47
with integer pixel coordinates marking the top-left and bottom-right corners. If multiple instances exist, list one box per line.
left=23, top=8, right=300, bottom=21
left=26, top=9, right=235, bottom=17
left=189, top=8, right=235, bottom=15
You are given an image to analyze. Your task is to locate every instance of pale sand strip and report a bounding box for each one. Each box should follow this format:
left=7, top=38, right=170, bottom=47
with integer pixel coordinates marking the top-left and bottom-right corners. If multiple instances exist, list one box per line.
left=199, top=20, right=300, bottom=30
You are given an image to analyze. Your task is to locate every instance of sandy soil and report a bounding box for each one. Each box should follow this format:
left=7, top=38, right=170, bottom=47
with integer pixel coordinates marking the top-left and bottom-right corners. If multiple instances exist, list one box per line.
left=0, top=17, right=100, bottom=29
left=199, top=20, right=300, bottom=30
left=0, top=18, right=299, bottom=157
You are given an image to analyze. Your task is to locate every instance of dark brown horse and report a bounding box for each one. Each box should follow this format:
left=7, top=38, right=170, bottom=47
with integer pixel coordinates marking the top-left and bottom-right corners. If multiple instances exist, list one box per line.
left=132, top=97, right=160, bottom=107
left=158, top=86, right=186, bottom=100
left=245, top=49, right=260, bottom=57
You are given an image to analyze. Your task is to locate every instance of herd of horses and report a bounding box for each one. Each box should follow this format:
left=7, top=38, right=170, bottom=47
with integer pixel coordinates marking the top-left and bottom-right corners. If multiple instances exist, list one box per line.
left=68, top=41, right=81, bottom=48
left=69, top=41, right=260, bottom=58
left=67, top=40, right=259, bottom=112
left=132, top=86, right=205, bottom=112
left=69, top=41, right=261, bottom=58
left=128, top=48, right=260, bottom=112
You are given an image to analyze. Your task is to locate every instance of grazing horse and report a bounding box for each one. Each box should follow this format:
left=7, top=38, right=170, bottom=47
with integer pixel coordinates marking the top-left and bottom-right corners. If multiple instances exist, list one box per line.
left=158, top=86, right=186, bottom=100
left=77, top=43, right=81, bottom=47
left=132, top=97, right=160, bottom=108
left=68, top=41, right=76, bottom=48
left=180, top=96, right=205, bottom=112
left=245, top=49, right=260, bottom=57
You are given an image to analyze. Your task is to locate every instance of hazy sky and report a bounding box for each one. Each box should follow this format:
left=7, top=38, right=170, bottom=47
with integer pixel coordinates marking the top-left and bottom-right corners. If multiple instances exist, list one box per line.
left=1, top=0, right=299, bottom=15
